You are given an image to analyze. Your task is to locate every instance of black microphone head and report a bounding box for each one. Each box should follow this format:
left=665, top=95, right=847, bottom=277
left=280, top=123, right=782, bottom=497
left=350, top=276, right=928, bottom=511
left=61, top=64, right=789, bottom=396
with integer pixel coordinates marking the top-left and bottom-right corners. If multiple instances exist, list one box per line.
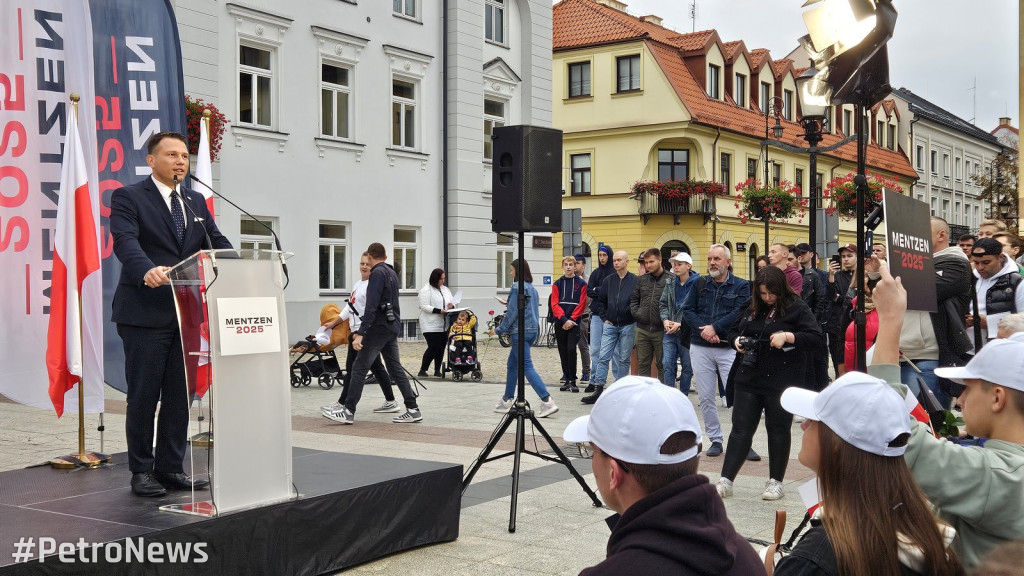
left=173, top=174, right=179, bottom=186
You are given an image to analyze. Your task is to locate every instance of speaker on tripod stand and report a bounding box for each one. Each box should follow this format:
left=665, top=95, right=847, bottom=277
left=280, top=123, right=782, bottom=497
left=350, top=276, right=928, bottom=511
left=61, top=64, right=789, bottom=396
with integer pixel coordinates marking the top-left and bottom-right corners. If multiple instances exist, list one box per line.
left=464, top=125, right=601, bottom=532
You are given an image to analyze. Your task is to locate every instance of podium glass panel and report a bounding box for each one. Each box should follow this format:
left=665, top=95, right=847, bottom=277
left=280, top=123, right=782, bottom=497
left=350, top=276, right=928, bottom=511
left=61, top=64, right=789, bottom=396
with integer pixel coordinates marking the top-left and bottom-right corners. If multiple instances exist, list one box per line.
left=164, top=249, right=295, bottom=516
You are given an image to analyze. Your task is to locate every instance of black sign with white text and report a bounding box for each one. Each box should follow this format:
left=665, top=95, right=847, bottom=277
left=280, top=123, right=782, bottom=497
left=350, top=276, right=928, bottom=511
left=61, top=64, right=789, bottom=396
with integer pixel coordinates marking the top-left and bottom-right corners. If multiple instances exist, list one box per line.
left=883, top=188, right=937, bottom=312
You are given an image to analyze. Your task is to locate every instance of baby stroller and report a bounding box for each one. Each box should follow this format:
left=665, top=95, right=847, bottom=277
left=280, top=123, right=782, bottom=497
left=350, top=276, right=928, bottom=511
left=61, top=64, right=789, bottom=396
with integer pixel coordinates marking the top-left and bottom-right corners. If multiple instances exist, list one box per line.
left=289, top=304, right=347, bottom=389
left=441, top=308, right=482, bottom=382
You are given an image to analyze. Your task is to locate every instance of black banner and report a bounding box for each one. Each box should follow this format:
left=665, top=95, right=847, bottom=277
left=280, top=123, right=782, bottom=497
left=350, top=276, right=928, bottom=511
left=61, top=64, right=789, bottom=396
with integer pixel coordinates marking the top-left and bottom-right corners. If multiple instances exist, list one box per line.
left=883, top=188, right=937, bottom=312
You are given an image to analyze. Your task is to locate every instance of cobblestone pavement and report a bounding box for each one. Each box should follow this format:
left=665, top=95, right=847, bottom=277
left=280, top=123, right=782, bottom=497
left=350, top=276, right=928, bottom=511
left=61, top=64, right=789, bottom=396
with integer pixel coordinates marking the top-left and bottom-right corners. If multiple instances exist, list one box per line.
left=1, top=337, right=816, bottom=575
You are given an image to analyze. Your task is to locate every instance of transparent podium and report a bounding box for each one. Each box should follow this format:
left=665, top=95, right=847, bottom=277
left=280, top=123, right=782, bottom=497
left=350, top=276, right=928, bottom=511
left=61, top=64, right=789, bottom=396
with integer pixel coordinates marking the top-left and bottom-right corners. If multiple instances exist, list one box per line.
left=161, top=249, right=295, bottom=516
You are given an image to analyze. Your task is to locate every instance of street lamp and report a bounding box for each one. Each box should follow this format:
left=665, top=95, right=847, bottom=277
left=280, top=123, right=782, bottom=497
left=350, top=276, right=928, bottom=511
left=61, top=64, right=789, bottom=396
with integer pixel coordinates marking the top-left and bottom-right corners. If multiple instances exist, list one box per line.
left=761, top=96, right=785, bottom=248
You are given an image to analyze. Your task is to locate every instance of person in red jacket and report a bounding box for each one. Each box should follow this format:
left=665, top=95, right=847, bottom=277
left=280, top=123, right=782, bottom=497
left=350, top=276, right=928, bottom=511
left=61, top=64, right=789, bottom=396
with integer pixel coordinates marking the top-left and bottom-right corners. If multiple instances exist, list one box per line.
left=551, top=256, right=588, bottom=392
left=844, top=273, right=882, bottom=372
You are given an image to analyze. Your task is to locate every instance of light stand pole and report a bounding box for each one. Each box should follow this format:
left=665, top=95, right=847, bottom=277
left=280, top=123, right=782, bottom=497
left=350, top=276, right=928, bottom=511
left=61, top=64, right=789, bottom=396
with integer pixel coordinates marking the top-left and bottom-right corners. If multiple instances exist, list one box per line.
left=854, top=104, right=869, bottom=370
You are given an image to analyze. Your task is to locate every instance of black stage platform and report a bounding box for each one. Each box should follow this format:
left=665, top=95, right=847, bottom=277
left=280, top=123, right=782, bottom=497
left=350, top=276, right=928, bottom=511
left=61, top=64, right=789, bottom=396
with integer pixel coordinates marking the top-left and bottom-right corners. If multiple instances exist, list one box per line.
left=0, top=448, right=461, bottom=575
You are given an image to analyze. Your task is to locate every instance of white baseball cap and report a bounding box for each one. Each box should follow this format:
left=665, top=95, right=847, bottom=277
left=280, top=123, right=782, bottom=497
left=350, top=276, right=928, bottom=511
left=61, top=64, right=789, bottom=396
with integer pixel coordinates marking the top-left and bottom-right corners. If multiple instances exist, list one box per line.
left=781, top=372, right=911, bottom=457
left=669, top=252, right=693, bottom=265
left=562, top=376, right=702, bottom=464
left=934, top=338, right=1024, bottom=392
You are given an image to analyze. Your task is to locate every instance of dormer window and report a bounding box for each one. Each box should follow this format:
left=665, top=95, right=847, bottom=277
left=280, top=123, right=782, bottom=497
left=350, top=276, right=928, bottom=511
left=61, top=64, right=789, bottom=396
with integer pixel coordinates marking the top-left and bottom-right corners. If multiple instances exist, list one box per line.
left=760, top=82, right=771, bottom=112
left=708, top=64, right=720, bottom=99
left=734, top=73, right=746, bottom=107
left=782, top=89, right=793, bottom=120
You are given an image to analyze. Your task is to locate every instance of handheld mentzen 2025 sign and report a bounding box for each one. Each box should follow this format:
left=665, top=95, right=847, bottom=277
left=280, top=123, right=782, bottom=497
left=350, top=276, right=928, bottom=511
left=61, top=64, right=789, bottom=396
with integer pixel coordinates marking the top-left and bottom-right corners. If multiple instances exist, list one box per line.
left=882, top=188, right=937, bottom=313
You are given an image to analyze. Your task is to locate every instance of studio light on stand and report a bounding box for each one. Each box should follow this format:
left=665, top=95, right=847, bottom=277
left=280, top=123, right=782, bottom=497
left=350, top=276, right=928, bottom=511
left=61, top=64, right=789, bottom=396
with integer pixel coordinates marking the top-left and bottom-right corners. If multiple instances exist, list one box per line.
left=799, top=0, right=897, bottom=370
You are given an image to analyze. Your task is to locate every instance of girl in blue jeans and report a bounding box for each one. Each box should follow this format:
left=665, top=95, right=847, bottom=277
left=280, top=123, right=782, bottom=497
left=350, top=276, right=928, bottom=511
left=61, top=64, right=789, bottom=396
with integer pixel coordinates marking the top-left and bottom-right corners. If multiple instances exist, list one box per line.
left=491, top=259, right=558, bottom=418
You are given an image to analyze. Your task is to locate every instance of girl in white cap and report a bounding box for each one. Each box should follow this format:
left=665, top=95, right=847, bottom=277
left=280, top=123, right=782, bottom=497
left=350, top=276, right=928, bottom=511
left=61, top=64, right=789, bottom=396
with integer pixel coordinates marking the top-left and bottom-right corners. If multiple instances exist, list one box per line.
left=775, top=372, right=963, bottom=576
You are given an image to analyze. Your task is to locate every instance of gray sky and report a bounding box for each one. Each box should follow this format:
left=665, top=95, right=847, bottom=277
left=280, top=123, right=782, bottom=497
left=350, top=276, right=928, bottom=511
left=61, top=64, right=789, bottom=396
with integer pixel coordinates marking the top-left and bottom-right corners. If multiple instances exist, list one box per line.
left=566, top=0, right=1018, bottom=132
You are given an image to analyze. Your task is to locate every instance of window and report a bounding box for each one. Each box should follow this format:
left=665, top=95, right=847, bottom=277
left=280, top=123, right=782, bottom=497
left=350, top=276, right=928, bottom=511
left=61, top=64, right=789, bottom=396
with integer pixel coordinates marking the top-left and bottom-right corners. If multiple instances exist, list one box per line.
left=571, top=153, right=591, bottom=195
left=496, top=234, right=513, bottom=289
left=955, top=157, right=962, bottom=181
left=795, top=168, right=804, bottom=195
left=616, top=55, right=640, bottom=92
left=320, top=63, right=351, bottom=139
left=240, top=216, right=275, bottom=252
left=708, top=64, right=720, bottom=99
left=239, top=45, right=273, bottom=127
left=760, top=82, right=771, bottom=112
left=843, top=109, right=853, bottom=135
left=318, top=222, right=348, bottom=292
left=931, top=150, right=938, bottom=174
left=485, top=0, right=505, bottom=44
left=887, top=124, right=895, bottom=150
left=815, top=173, right=823, bottom=194
left=392, top=79, right=417, bottom=149
left=823, top=107, right=833, bottom=133
left=930, top=197, right=937, bottom=215
left=942, top=199, right=950, bottom=219
left=658, top=149, right=689, bottom=182
left=568, top=62, right=591, bottom=97
left=916, top=145, right=924, bottom=169
left=943, top=153, right=950, bottom=177
left=483, top=98, right=506, bottom=161
left=955, top=201, right=961, bottom=222
left=782, top=89, right=793, bottom=120
left=877, top=120, right=885, bottom=146
left=393, top=0, right=415, bottom=18
left=747, top=158, right=758, bottom=180
left=394, top=228, right=418, bottom=290
left=720, top=153, right=731, bottom=192
left=734, top=73, right=746, bottom=107
left=772, top=163, right=781, bottom=187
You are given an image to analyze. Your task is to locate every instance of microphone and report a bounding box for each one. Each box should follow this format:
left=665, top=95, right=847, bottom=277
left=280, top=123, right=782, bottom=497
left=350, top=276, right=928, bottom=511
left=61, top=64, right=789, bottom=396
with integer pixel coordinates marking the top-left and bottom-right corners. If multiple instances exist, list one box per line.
left=187, top=169, right=289, bottom=288
left=175, top=174, right=219, bottom=283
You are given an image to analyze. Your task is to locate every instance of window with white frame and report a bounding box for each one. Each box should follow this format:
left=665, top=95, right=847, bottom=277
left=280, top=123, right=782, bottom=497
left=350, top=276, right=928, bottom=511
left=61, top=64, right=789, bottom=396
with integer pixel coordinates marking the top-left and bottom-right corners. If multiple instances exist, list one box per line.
left=720, top=153, right=731, bottom=192
left=942, top=199, right=949, bottom=219
left=877, top=120, right=885, bottom=146
left=321, top=63, right=351, bottom=139
left=955, top=157, right=962, bottom=181
left=240, top=216, right=276, bottom=252
left=708, top=64, right=720, bottom=99
left=571, top=153, right=592, bottom=195
left=772, top=162, right=781, bottom=186
left=616, top=55, right=641, bottom=92
left=747, top=157, right=758, bottom=180
left=795, top=168, right=804, bottom=195
left=886, top=124, right=895, bottom=151
left=734, top=73, right=746, bottom=107
left=568, top=61, right=591, bottom=97
left=318, top=222, right=348, bottom=292
left=393, top=228, right=418, bottom=290
left=783, top=89, right=793, bottom=120
left=239, top=45, right=273, bottom=127
left=930, top=197, right=937, bottom=215
left=483, top=98, right=506, bottom=161
left=916, top=145, right=924, bottom=169
left=760, top=82, right=771, bottom=112
left=393, top=0, right=415, bottom=18
left=843, top=109, right=853, bottom=135
left=485, top=0, right=505, bottom=45
left=496, top=234, right=513, bottom=289
left=392, top=78, right=417, bottom=149
left=823, top=106, right=833, bottom=133
left=931, top=150, right=938, bottom=174
left=943, top=153, right=950, bottom=177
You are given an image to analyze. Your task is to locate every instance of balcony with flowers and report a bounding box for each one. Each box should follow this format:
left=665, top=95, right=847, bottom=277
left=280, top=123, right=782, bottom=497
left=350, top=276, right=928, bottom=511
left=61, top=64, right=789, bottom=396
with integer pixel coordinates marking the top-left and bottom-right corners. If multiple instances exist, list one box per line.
left=733, top=178, right=806, bottom=224
left=823, top=172, right=904, bottom=221
left=630, top=179, right=721, bottom=223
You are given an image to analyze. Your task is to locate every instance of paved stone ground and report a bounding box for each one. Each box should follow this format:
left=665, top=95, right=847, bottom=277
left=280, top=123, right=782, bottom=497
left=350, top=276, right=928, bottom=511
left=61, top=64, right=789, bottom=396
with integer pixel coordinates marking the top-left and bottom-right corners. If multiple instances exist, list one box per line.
left=1, top=337, right=817, bottom=574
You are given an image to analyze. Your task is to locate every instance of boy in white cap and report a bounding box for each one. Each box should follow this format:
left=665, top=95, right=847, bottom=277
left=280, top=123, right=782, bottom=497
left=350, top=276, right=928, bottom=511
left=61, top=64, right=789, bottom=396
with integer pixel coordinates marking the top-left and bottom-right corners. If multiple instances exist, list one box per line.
left=867, top=263, right=1024, bottom=568
left=563, top=376, right=761, bottom=576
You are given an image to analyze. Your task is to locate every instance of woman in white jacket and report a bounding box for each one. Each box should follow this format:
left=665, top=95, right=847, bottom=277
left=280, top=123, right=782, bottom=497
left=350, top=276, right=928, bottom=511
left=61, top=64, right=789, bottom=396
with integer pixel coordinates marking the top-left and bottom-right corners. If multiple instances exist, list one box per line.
left=418, top=268, right=454, bottom=377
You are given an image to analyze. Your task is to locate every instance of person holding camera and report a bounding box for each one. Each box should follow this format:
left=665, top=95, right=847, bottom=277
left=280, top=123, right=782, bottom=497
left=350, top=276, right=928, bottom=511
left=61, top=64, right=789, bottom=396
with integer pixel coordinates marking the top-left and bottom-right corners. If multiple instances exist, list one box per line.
left=716, top=266, right=823, bottom=501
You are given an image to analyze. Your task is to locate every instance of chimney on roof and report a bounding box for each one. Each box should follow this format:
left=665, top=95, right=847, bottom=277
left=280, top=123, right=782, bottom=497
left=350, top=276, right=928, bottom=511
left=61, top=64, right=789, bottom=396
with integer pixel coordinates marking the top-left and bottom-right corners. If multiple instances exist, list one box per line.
left=999, top=116, right=1013, bottom=127
left=594, top=0, right=629, bottom=12
left=638, top=14, right=663, bottom=26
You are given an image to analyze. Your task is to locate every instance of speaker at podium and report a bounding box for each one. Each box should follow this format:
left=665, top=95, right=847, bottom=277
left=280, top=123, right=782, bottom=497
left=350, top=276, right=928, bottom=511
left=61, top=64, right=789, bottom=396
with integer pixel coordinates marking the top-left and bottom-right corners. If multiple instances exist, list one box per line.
left=491, top=125, right=563, bottom=233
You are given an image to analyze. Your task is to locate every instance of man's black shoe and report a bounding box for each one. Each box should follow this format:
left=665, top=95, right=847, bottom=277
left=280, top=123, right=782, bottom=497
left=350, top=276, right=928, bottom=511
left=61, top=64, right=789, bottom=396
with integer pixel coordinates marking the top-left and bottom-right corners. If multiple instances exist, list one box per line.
left=155, top=472, right=210, bottom=491
left=583, top=384, right=596, bottom=393
left=581, top=385, right=603, bottom=404
left=706, top=442, right=724, bottom=457
left=568, top=381, right=579, bottom=393
left=417, top=370, right=429, bottom=378
left=559, top=382, right=572, bottom=392
left=131, top=472, right=167, bottom=497
left=746, top=448, right=761, bottom=461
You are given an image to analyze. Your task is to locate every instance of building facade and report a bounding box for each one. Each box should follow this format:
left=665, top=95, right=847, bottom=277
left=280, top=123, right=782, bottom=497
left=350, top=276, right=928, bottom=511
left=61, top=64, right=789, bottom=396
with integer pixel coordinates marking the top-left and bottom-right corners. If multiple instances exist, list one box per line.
left=173, top=0, right=554, bottom=338
left=551, top=0, right=917, bottom=280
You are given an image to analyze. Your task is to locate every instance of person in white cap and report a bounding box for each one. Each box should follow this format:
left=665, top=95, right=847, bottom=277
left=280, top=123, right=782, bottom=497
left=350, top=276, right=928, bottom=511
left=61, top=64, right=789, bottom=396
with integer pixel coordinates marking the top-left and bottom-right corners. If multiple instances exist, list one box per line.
left=775, top=369, right=963, bottom=576
left=563, top=376, right=761, bottom=576
left=659, top=251, right=697, bottom=393
left=866, top=262, right=1024, bottom=569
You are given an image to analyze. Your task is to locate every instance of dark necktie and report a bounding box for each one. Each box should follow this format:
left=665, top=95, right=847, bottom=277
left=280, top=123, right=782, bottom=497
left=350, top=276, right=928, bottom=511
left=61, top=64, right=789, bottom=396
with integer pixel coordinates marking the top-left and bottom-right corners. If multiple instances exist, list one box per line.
left=170, top=190, right=185, bottom=245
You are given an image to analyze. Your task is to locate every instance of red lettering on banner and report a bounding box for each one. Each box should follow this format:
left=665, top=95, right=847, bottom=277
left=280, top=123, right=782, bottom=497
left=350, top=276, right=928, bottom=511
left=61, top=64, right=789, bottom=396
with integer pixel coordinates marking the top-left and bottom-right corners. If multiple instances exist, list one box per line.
left=25, top=264, right=30, bottom=315
left=0, top=165, right=29, bottom=208
left=98, top=179, right=122, bottom=259
left=17, top=9, right=24, bottom=61
left=109, top=36, right=117, bottom=84
left=0, top=74, right=26, bottom=110
left=95, top=95, right=120, bottom=130
left=1, top=122, right=28, bottom=157
left=0, top=216, right=29, bottom=252
left=98, top=139, right=123, bottom=172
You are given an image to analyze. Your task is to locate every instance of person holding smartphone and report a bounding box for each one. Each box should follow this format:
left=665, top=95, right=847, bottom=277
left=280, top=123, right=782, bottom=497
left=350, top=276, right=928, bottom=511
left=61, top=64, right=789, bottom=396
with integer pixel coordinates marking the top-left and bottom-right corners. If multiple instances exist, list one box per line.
left=825, top=244, right=857, bottom=375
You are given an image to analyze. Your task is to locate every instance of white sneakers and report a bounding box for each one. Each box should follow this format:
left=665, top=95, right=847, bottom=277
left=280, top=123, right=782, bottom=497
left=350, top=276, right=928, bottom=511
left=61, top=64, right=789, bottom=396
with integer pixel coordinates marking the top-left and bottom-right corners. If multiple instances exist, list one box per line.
left=762, top=478, right=785, bottom=501
left=716, top=477, right=733, bottom=498
left=537, top=399, right=559, bottom=418
left=494, top=398, right=515, bottom=413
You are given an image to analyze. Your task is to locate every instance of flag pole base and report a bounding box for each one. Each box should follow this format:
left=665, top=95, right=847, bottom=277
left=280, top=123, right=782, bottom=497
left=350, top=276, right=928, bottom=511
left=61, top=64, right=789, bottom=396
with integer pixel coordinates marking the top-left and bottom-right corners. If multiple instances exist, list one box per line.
left=49, top=451, right=111, bottom=469
left=189, top=432, right=213, bottom=448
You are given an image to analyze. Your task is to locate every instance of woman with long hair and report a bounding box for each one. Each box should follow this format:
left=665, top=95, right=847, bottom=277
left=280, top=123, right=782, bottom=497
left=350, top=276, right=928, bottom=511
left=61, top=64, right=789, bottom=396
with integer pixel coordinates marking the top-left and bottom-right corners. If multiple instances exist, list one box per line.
left=776, top=372, right=963, bottom=576
left=418, top=267, right=454, bottom=377
left=716, top=266, right=823, bottom=501
left=490, top=259, right=558, bottom=417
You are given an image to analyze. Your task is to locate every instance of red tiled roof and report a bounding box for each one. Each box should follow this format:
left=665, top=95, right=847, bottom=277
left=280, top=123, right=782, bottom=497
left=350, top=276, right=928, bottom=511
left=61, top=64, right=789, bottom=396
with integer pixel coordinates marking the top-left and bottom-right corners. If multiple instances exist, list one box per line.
left=993, top=125, right=1019, bottom=136
left=771, top=58, right=794, bottom=80
left=723, top=40, right=745, bottom=62
left=552, top=0, right=918, bottom=179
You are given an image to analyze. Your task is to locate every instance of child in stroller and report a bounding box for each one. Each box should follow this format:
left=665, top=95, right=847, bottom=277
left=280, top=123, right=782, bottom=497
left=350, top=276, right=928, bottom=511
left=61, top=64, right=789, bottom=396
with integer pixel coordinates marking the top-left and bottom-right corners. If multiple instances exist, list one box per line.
left=443, top=309, right=482, bottom=381
left=289, top=303, right=347, bottom=389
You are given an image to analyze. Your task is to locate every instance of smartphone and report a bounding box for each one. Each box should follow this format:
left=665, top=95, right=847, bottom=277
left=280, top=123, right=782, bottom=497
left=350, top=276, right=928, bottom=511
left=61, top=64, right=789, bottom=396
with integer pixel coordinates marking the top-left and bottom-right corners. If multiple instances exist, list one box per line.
left=830, top=254, right=841, bottom=267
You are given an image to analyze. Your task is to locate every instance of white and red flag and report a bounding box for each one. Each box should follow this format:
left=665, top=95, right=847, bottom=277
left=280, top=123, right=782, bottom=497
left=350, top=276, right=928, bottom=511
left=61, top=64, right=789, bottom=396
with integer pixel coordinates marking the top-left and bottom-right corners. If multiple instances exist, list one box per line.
left=45, top=104, right=102, bottom=417
left=194, top=115, right=216, bottom=217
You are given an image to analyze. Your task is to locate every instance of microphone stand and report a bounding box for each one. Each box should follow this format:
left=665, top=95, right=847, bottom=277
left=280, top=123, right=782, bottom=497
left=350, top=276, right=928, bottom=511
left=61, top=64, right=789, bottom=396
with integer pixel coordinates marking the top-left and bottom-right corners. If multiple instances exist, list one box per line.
left=174, top=175, right=219, bottom=286
left=188, top=171, right=289, bottom=289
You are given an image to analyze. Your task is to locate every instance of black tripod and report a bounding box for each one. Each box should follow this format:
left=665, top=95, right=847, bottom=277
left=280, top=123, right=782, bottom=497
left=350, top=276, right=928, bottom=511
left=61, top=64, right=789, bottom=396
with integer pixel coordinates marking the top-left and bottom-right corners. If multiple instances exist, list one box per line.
left=461, top=231, right=602, bottom=533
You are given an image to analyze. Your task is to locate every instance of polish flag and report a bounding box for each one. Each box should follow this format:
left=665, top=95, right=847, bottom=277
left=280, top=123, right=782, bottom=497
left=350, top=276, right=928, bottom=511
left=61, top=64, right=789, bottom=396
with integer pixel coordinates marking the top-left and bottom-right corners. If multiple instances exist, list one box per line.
left=904, top=391, right=938, bottom=438
left=45, top=105, right=101, bottom=417
left=194, top=115, right=215, bottom=217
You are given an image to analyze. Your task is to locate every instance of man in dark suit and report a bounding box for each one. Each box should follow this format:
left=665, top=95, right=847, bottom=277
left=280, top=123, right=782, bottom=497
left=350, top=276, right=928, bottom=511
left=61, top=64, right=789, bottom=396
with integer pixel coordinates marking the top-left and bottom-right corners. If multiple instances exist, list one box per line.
left=110, top=131, right=232, bottom=496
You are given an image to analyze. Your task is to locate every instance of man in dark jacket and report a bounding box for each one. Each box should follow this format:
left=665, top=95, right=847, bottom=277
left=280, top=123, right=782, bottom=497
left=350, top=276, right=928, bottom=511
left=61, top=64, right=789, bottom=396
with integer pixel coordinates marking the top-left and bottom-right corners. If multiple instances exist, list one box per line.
left=586, top=245, right=615, bottom=390
left=324, top=243, right=422, bottom=425
left=631, top=248, right=673, bottom=378
left=564, top=376, right=762, bottom=576
left=825, top=243, right=857, bottom=374
left=584, top=251, right=637, bottom=404
left=795, top=243, right=829, bottom=390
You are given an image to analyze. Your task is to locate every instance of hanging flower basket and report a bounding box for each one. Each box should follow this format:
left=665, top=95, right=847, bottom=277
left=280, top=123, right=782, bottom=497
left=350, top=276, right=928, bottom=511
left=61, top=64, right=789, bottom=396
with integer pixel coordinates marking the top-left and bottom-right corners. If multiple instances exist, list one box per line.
left=733, top=178, right=805, bottom=224
left=184, top=95, right=229, bottom=162
left=824, top=172, right=904, bottom=220
left=630, top=179, right=725, bottom=200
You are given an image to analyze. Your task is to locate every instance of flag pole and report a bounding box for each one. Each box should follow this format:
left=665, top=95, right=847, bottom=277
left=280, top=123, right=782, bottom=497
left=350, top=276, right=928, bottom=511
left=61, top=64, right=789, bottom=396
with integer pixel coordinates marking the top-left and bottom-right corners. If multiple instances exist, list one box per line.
left=49, top=93, right=110, bottom=469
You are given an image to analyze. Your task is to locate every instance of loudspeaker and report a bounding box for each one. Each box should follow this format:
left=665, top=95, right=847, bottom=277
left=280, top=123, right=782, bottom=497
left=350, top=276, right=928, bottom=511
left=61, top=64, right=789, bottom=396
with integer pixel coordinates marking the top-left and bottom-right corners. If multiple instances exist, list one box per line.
left=491, top=125, right=563, bottom=233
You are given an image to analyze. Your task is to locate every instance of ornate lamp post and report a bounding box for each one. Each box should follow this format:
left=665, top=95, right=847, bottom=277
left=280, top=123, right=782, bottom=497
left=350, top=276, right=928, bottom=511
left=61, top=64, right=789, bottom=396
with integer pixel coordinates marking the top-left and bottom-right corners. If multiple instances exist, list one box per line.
left=761, top=97, right=785, bottom=248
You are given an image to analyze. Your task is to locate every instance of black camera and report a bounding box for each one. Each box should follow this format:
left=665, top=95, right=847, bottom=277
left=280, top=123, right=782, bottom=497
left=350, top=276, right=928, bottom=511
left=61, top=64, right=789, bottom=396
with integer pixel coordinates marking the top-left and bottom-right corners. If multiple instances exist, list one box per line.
left=382, top=302, right=396, bottom=322
left=738, top=336, right=759, bottom=368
